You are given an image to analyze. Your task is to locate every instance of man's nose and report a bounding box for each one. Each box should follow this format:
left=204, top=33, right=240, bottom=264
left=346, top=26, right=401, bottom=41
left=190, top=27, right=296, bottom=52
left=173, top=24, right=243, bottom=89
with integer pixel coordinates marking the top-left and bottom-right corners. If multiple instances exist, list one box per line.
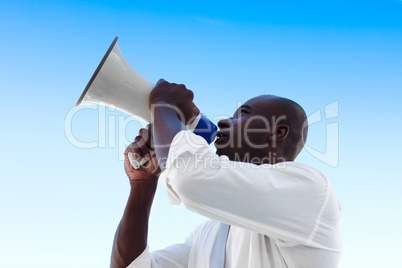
left=218, top=118, right=231, bottom=129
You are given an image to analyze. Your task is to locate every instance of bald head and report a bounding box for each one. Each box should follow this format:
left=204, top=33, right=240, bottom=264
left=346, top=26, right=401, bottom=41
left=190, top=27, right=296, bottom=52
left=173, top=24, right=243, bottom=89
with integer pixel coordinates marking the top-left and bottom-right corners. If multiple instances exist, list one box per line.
left=216, top=94, right=308, bottom=163
left=254, top=95, right=308, bottom=160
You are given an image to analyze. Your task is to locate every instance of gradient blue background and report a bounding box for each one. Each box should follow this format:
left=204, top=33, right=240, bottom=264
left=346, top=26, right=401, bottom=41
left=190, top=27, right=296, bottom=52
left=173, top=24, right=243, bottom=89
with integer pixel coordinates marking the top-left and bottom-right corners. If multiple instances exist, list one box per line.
left=1, top=0, right=401, bottom=267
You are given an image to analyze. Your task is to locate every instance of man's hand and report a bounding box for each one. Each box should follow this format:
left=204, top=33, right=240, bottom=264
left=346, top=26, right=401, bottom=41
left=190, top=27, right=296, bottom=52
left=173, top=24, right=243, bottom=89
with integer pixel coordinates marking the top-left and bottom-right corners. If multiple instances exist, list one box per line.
left=149, top=79, right=197, bottom=125
left=124, top=125, right=161, bottom=183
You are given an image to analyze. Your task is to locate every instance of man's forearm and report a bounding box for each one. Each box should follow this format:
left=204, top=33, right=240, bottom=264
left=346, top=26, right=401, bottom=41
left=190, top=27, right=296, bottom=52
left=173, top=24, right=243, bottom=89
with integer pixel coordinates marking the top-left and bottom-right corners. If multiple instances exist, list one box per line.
left=152, top=105, right=185, bottom=171
left=111, top=181, right=157, bottom=268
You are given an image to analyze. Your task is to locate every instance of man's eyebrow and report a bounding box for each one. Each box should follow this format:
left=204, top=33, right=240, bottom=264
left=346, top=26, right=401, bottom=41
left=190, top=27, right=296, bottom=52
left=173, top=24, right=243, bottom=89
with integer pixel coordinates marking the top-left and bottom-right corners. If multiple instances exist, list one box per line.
left=240, top=105, right=252, bottom=109
left=234, top=104, right=252, bottom=116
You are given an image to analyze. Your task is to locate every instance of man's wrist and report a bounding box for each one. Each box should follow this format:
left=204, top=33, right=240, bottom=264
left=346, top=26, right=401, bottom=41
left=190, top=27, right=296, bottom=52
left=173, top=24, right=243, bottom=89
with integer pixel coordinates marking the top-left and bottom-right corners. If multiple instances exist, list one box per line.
left=129, top=178, right=158, bottom=189
left=149, top=100, right=169, bottom=109
left=150, top=102, right=187, bottom=124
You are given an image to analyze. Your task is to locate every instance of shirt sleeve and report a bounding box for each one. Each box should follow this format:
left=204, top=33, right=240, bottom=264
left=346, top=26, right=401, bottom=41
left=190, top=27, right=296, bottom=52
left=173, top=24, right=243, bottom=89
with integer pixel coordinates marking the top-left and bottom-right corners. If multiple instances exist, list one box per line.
left=126, top=244, right=191, bottom=268
left=160, top=130, right=331, bottom=245
left=126, top=220, right=201, bottom=268
left=126, top=246, right=156, bottom=268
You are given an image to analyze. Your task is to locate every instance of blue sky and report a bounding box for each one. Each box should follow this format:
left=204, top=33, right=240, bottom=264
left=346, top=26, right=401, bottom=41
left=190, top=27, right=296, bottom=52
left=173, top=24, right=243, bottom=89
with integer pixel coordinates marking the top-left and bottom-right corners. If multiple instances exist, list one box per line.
left=1, top=1, right=402, bottom=267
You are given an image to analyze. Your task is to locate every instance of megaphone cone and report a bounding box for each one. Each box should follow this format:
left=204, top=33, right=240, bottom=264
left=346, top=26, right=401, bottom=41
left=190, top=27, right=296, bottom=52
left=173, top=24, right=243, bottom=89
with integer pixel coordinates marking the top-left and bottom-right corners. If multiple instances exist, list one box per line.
left=76, top=37, right=218, bottom=169
left=76, top=36, right=154, bottom=123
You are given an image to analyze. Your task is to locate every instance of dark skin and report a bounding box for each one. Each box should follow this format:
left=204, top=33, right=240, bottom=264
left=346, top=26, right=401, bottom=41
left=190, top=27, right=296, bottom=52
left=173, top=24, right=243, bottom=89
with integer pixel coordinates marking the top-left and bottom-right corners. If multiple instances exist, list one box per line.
left=110, top=80, right=199, bottom=268
left=215, top=95, right=307, bottom=163
left=110, top=80, right=307, bottom=267
left=110, top=127, right=160, bottom=268
left=149, top=79, right=200, bottom=170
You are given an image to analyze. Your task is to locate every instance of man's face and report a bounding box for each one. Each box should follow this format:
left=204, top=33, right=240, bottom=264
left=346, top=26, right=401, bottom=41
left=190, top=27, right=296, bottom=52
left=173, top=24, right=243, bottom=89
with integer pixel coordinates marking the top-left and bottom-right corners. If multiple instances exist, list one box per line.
left=215, top=96, right=279, bottom=162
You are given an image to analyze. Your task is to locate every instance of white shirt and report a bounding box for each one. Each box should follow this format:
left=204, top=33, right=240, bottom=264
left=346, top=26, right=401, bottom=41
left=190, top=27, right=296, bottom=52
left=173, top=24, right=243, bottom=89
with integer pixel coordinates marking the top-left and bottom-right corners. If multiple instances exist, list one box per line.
left=128, top=131, right=342, bottom=268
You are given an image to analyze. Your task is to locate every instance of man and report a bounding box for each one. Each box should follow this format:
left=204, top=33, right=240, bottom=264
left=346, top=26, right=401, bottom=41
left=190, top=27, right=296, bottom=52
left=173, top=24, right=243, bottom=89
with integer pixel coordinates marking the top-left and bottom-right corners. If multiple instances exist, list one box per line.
left=110, top=80, right=342, bottom=268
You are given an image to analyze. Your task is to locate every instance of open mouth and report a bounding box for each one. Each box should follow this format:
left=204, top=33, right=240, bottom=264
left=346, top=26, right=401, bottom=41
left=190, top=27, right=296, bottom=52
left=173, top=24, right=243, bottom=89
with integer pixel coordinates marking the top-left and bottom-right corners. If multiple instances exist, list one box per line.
left=215, top=131, right=229, bottom=144
left=216, top=131, right=227, bottom=138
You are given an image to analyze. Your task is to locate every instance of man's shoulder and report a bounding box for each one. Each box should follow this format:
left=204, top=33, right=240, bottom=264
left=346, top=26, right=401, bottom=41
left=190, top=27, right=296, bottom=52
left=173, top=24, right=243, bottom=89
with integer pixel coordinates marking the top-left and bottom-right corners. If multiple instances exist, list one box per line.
left=277, top=161, right=328, bottom=183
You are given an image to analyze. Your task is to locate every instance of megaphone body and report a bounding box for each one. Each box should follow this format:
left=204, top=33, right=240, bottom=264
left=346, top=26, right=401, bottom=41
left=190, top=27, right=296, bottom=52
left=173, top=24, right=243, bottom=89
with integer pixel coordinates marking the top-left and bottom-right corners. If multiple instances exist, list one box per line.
left=76, top=37, right=217, bottom=168
left=76, top=37, right=154, bottom=123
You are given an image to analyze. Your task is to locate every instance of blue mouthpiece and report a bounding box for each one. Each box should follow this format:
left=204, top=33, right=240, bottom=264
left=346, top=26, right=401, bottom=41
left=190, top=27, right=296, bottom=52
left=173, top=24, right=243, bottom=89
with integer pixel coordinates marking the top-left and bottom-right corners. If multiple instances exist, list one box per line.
left=193, top=115, right=217, bottom=144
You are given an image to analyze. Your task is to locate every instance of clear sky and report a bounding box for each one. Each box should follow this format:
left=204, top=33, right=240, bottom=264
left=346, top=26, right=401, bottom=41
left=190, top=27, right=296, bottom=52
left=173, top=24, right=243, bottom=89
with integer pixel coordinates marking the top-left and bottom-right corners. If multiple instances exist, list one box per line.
left=1, top=0, right=401, bottom=267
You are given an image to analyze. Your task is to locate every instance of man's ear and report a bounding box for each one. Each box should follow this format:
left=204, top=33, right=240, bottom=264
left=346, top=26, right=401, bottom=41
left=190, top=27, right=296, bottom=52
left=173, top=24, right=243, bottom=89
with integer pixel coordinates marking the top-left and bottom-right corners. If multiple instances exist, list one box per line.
left=268, top=124, right=289, bottom=142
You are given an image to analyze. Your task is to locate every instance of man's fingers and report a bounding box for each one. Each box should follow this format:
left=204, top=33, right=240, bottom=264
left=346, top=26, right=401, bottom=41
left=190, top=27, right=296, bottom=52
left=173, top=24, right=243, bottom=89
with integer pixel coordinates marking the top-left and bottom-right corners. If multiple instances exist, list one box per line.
left=192, top=103, right=200, bottom=117
left=138, top=128, right=151, bottom=158
left=139, top=128, right=151, bottom=147
left=156, top=78, right=166, bottom=85
left=124, top=153, right=134, bottom=171
left=124, top=128, right=153, bottom=160
left=187, top=89, right=194, bottom=101
left=142, top=154, right=161, bottom=175
left=124, top=141, right=142, bottom=160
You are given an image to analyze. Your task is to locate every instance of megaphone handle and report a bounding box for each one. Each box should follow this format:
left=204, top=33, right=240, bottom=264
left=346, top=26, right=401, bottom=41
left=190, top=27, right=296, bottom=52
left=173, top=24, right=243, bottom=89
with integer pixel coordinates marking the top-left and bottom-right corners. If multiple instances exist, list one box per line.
left=128, top=114, right=216, bottom=169
left=128, top=115, right=200, bottom=169
left=128, top=150, right=155, bottom=170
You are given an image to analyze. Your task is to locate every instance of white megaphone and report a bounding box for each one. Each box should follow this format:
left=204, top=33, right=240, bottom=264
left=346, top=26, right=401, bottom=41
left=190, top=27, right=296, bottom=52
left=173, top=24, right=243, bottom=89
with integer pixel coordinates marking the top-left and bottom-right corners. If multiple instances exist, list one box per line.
left=76, top=36, right=154, bottom=123
left=76, top=36, right=217, bottom=168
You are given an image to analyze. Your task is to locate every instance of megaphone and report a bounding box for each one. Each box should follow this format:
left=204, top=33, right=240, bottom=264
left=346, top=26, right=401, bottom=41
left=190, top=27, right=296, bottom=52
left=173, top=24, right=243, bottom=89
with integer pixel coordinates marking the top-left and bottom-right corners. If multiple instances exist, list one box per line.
left=76, top=36, right=217, bottom=168
left=76, top=36, right=154, bottom=123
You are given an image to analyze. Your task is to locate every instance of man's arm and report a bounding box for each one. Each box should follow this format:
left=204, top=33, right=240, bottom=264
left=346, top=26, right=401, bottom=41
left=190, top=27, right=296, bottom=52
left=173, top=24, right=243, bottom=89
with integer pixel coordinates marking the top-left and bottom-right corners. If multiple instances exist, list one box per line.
left=148, top=79, right=197, bottom=171
left=111, top=80, right=198, bottom=267
left=160, top=131, right=332, bottom=244
left=151, top=106, right=184, bottom=171
left=111, top=128, right=160, bottom=268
